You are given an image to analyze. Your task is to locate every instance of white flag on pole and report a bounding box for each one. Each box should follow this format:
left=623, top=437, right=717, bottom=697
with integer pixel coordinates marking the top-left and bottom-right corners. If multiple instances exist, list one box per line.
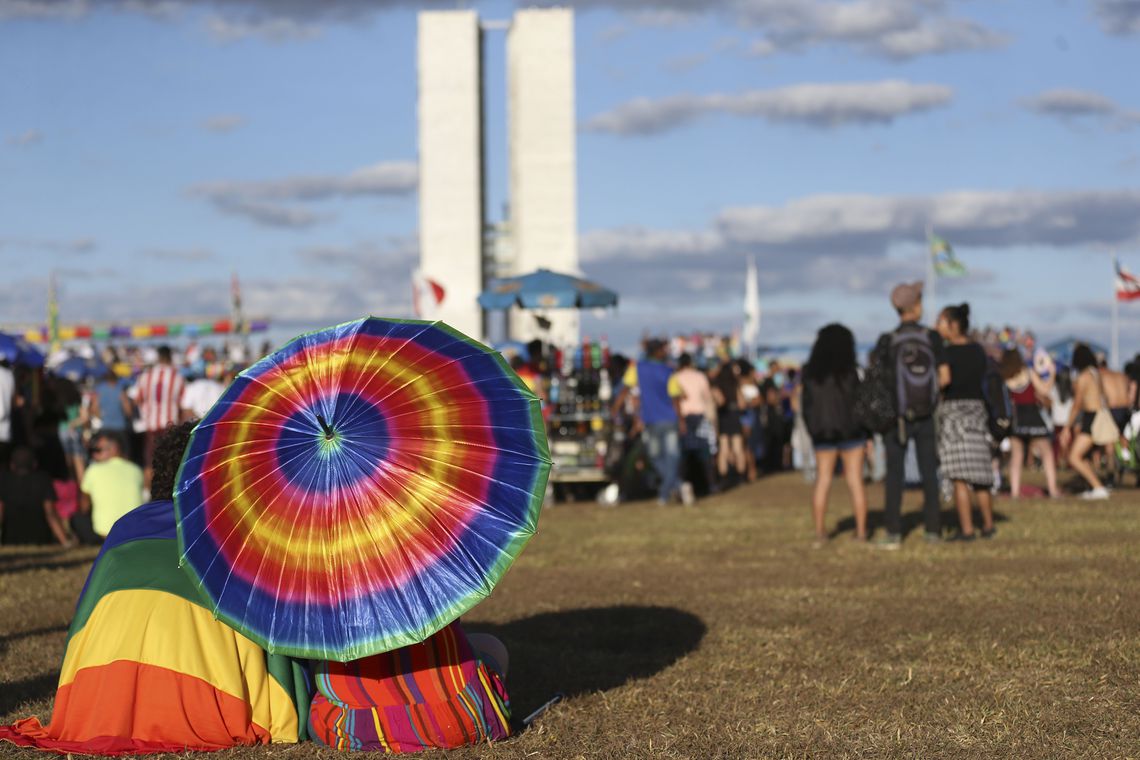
left=743, top=255, right=761, bottom=349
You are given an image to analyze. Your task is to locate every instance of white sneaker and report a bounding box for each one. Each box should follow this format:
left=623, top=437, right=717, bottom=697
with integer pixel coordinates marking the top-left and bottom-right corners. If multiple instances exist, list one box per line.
left=1079, top=487, right=1110, bottom=501
left=679, top=482, right=695, bottom=506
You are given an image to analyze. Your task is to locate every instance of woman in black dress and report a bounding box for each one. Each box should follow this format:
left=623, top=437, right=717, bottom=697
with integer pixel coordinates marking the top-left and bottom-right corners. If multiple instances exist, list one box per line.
left=935, top=304, right=996, bottom=540
left=801, top=324, right=868, bottom=545
left=711, top=362, right=747, bottom=483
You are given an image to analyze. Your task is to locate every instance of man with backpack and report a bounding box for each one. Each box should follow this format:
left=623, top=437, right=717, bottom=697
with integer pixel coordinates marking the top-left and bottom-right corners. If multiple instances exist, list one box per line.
left=872, top=282, right=950, bottom=549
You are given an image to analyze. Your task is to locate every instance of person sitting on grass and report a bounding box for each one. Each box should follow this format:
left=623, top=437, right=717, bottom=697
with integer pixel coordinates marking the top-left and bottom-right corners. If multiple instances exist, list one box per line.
left=0, top=421, right=311, bottom=755
left=0, top=446, right=73, bottom=547
left=75, top=431, right=143, bottom=544
left=307, top=623, right=512, bottom=752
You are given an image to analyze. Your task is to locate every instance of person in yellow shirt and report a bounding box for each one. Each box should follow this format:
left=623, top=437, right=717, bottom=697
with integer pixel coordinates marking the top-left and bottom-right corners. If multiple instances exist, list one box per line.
left=78, top=431, right=144, bottom=541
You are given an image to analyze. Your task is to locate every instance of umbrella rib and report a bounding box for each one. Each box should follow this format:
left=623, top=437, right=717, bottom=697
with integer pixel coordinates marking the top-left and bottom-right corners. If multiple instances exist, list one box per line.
left=348, top=433, right=551, bottom=464
left=372, top=374, right=538, bottom=421
left=333, top=340, right=492, bottom=432
left=329, top=320, right=455, bottom=429
left=336, top=444, right=428, bottom=655
left=340, top=443, right=494, bottom=599
left=336, top=439, right=446, bottom=649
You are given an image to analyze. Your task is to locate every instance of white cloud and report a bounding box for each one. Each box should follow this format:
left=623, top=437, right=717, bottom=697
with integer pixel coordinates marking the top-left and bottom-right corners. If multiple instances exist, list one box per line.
left=871, top=16, right=1007, bottom=59
left=1091, top=0, right=1140, bottom=35
left=200, top=114, right=246, bottom=133
left=581, top=188, right=1140, bottom=300
left=0, top=237, right=95, bottom=254
left=0, top=0, right=86, bottom=21
left=203, top=13, right=320, bottom=42
left=582, top=80, right=953, bottom=135
left=140, top=247, right=215, bottom=262
left=1, top=0, right=1007, bottom=63
left=1, top=239, right=417, bottom=327
left=191, top=161, right=418, bottom=227
left=1022, top=88, right=1140, bottom=130
left=6, top=129, right=43, bottom=147
left=208, top=198, right=326, bottom=228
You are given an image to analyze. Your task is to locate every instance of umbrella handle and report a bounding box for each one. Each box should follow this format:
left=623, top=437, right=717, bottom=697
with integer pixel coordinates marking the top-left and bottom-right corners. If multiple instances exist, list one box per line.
left=316, top=414, right=335, bottom=439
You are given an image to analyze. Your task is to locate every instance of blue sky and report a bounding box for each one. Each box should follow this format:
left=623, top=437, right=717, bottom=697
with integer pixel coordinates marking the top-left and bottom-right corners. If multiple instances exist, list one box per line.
left=2, top=0, right=1140, bottom=357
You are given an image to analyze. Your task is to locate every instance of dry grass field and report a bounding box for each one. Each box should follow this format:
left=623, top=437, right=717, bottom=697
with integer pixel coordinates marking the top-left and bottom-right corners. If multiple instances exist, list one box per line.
left=3, top=473, right=1139, bottom=759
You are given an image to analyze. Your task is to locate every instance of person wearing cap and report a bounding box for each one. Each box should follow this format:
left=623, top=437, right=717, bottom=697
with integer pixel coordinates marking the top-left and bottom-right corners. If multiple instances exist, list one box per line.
left=872, top=282, right=950, bottom=549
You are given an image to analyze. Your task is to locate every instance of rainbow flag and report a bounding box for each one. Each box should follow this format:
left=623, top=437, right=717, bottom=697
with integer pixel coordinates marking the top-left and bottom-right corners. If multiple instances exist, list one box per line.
left=0, top=500, right=310, bottom=756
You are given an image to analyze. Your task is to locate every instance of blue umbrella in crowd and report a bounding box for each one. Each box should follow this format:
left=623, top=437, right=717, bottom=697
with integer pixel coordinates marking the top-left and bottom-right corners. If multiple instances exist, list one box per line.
left=54, top=355, right=108, bottom=382
left=1045, top=337, right=1109, bottom=367
left=478, top=268, right=618, bottom=311
left=0, top=332, right=46, bottom=367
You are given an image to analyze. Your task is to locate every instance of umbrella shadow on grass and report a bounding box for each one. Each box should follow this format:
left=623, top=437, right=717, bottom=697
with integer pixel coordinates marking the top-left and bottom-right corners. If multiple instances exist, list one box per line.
left=0, top=672, right=58, bottom=716
left=470, top=605, right=706, bottom=722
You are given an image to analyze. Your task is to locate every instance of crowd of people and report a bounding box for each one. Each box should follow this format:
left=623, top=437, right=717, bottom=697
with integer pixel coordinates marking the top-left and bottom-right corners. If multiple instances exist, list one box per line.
left=0, top=341, right=255, bottom=547
left=1, top=301, right=1139, bottom=755
left=596, top=281, right=1140, bottom=547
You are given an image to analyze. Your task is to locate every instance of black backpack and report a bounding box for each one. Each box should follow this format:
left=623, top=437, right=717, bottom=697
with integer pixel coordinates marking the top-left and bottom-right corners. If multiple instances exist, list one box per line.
left=982, top=356, right=1013, bottom=441
left=854, top=340, right=895, bottom=434
left=891, top=327, right=939, bottom=421
left=804, top=374, right=860, bottom=441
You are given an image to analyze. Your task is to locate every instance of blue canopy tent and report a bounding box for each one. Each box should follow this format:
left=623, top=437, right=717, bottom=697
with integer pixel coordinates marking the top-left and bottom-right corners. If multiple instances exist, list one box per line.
left=0, top=332, right=46, bottom=367
left=478, top=268, right=619, bottom=311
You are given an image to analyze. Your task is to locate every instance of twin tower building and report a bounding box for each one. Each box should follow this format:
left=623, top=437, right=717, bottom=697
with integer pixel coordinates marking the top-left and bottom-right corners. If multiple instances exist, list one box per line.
left=417, top=8, right=580, bottom=346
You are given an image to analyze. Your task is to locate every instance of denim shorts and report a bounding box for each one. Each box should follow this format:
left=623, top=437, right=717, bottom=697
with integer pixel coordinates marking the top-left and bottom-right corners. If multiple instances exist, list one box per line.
left=814, top=438, right=866, bottom=452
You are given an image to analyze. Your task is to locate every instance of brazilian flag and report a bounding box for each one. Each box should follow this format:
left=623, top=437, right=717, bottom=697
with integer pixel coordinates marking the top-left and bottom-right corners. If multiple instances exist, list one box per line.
left=930, top=234, right=967, bottom=277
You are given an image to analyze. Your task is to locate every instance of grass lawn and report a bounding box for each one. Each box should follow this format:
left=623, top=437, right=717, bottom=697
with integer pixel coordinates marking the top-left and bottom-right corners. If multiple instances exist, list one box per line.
left=3, top=473, right=1139, bottom=759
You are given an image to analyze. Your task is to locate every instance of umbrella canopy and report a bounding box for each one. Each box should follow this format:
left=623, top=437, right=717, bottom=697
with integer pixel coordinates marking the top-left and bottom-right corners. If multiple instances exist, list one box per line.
left=478, top=268, right=618, bottom=310
left=54, top=355, right=109, bottom=382
left=1045, top=337, right=1108, bottom=367
left=0, top=332, right=45, bottom=367
left=174, top=317, right=551, bottom=662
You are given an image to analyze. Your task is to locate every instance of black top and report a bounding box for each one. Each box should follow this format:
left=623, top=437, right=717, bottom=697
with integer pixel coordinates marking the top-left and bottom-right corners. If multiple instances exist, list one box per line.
left=942, top=342, right=988, bottom=401
left=802, top=372, right=864, bottom=443
left=0, top=470, right=57, bottom=545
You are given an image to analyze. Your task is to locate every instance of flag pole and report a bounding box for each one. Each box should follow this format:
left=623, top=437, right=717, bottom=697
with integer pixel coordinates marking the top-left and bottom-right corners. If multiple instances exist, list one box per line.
left=925, top=223, right=936, bottom=319
left=1112, top=252, right=1120, bottom=369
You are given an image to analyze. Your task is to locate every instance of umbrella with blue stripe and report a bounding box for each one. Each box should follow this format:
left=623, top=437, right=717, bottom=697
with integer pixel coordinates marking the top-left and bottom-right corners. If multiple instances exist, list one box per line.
left=478, top=269, right=618, bottom=311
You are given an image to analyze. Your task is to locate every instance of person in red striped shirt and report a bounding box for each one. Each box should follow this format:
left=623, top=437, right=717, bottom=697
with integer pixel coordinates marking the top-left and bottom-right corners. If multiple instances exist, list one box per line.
left=127, top=345, right=185, bottom=488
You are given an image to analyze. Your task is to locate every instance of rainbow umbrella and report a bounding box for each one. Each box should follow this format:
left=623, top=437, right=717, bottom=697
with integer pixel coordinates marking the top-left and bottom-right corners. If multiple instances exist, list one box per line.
left=174, top=317, right=551, bottom=662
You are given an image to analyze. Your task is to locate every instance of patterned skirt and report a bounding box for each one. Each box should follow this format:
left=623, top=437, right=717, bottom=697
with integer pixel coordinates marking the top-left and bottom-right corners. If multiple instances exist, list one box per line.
left=938, top=399, right=994, bottom=487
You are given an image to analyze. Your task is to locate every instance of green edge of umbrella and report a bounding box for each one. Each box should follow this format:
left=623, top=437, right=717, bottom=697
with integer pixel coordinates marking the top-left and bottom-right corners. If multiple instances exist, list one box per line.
left=173, top=315, right=554, bottom=662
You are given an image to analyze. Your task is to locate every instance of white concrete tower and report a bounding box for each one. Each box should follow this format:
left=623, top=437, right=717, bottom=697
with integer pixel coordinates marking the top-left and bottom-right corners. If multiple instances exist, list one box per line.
left=507, top=8, right=580, bottom=346
left=417, top=11, right=484, bottom=340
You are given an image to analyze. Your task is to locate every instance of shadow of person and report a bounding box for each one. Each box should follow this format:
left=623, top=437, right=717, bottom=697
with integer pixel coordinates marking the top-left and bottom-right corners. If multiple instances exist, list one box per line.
left=0, top=672, right=58, bottom=717
left=0, top=625, right=68, bottom=658
left=469, top=605, right=705, bottom=720
left=831, top=508, right=1010, bottom=538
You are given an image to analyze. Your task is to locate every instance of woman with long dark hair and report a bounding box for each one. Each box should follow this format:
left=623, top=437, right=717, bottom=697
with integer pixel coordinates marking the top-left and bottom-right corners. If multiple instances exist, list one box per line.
left=1059, top=343, right=1126, bottom=499
left=936, top=304, right=995, bottom=539
left=711, top=361, right=747, bottom=483
left=999, top=348, right=1058, bottom=498
left=801, top=323, right=867, bottom=545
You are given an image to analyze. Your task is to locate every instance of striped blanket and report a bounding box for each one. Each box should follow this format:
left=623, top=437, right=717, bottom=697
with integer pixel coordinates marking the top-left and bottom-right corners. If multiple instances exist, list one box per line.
left=309, top=622, right=511, bottom=752
left=0, top=500, right=310, bottom=756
